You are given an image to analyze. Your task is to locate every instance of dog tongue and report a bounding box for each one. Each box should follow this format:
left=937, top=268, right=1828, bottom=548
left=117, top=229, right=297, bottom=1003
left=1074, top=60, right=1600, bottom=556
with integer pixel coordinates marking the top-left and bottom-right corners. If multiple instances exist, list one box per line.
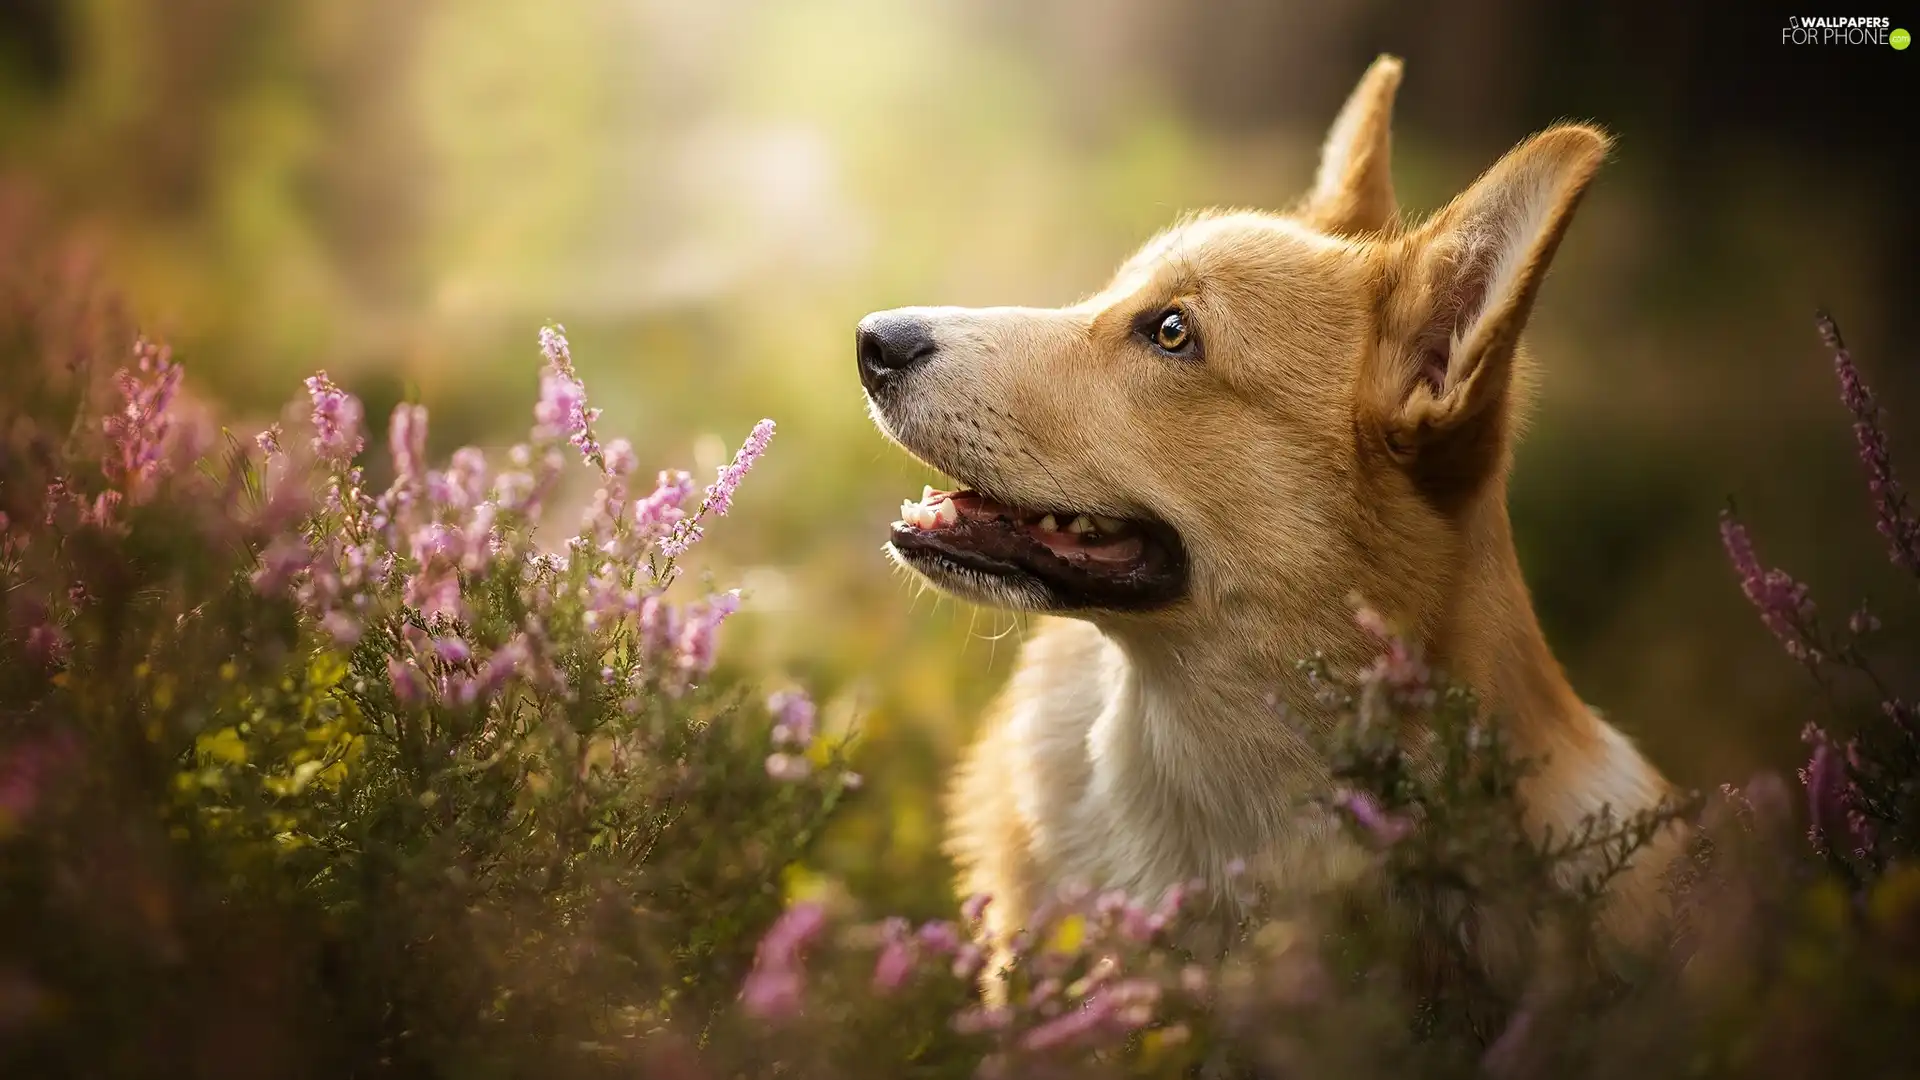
left=1021, top=519, right=1144, bottom=563
left=901, top=488, right=1144, bottom=565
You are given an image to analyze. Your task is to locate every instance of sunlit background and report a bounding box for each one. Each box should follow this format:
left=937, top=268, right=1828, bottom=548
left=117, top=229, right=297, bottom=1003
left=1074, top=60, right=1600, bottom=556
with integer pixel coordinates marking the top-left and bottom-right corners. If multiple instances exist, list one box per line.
left=3, top=0, right=1915, bottom=916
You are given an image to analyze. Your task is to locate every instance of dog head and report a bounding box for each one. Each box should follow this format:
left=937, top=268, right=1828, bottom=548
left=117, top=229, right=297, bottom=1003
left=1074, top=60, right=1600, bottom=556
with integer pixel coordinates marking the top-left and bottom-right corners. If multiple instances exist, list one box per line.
left=860, top=56, right=1608, bottom=644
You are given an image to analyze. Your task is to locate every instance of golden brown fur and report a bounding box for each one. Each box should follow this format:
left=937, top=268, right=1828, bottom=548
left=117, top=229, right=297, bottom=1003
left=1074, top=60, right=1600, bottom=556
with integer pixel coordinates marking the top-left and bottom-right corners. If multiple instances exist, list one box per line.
left=862, top=56, right=1681, bottom=976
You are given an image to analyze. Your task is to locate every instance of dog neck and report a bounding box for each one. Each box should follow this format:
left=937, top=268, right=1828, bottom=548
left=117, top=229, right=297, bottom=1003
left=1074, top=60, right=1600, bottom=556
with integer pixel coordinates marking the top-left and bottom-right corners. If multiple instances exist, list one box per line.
left=1087, top=486, right=1670, bottom=895
left=1435, top=491, right=1672, bottom=841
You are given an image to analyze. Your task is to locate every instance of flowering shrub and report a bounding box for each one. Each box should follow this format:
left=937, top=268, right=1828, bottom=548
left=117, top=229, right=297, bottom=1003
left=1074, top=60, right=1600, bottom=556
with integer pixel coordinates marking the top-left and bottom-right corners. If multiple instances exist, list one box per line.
left=2, top=214, right=1918, bottom=1080
left=0, top=238, right=854, bottom=1075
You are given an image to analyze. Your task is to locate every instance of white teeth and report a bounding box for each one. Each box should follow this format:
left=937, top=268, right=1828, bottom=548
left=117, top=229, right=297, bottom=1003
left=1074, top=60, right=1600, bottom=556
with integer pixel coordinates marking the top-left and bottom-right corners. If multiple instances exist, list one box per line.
left=901, top=494, right=958, bottom=530
left=1066, top=515, right=1095, bottom=535
left=1037, top=514, right=1059, bottom=532
left=922, top=485, right=938, bottom=502
left=1092, top=515, right=1126, bottom=533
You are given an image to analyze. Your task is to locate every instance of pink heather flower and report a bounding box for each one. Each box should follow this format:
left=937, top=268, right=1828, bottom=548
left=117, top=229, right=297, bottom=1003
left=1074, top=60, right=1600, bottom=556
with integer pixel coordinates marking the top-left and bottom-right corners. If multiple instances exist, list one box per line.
left=1021, top=995, right=1116, bottom=1052
left=635, top=471, right=696, bottom=534
left=1720, top=510, right=1819, bottom=663
left=101, top=339, right=185, bottom=504
left=760, top=903, right=829, bottom=953
left=410, top=522, right=461, bottom=563
left=701, top=419, right=775, bottom=518
left=739, top=967, right=803, bottom=1019
left=388, top=657, right=429, bottom=705
left=675, top=590, right=741, bottom=676
left=535, top=370, right=595, bottom=448
left=768, top=689, right=816, bottom=747
left=406, top=565, right=462, bottom=621
left=533, top=327, right=603, bottom=465
left=320, top=611, right=362, bottom=646
left=604, top=437, right=637, bottom=478
left=1820, top=312, right=1920, bottom=574
left=1103, top=977, right=1163, bottom=1029
left=871, top=921, right=915, bottom=994
left=433, top=636, right=473, bottom=666
left=538, top=324, right=577, bottom=377
left=252, top=535, right=312, bottom=594
left=255, top=424, right=283, bottom=459
left=741, top=902, right=828, bottom=1018
left=951, top=944, right=984, bottom=980
left=657, top=521, right=703, bottom=560
left=960, top=892, right=992, bottom=924
left=304, top=372, right=364, bottom=463
left=1117, top=902, right=1158, bottom=943
left=494, top=447, right=563, bottom=517
left=1353, top=603, right=1432, bottom=704
left=433, top=447, right=489, bottom=511
left=389, top=404, right=429, bottom=491
left=765, top=752, right=811, bottom=781
left=457, top=636, right=531, bottom=705
left=1798, top=723, right=1872, bottom=860
left=915, top=920, right=963, bottom=956
left=1333, top=789, right=1414, bottom=847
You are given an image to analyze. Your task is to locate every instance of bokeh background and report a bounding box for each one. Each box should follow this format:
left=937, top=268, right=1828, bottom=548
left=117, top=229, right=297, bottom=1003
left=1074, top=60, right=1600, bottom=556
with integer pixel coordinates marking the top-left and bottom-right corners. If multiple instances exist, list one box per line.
left=3, top=0, right=1915, bottom=917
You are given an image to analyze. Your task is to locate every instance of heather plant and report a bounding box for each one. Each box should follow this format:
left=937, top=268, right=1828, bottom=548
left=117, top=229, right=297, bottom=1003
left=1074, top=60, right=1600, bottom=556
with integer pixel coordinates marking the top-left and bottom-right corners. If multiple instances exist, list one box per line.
left=0, top=239, right=855, bottom=1075
left=1719, top=314, right=1920, bottom=890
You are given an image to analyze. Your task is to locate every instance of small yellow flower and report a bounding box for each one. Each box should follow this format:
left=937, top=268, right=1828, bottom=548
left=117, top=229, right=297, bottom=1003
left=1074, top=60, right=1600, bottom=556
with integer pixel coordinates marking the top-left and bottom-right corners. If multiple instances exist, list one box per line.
left=1047, top=913, right=1087, bottom=955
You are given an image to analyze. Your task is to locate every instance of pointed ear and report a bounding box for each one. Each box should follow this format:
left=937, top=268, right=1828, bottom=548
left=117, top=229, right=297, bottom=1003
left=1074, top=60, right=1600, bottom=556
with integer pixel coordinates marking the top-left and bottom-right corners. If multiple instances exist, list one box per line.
left=1363, top=124, right=1611, bottom=489
left=1295, top=54, right=1403, bottom=236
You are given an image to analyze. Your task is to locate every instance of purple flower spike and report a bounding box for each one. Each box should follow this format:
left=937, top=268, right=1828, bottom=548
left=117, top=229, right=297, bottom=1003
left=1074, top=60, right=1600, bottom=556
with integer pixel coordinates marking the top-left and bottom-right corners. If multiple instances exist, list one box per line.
left=768, top=689, right=817, bottom=747
left=1333, top=788, right=1414, bottom=847
left=533, top=326, right=603, bottom=466
left=305, top=371, right=364, bottom=464
left=389, top=404, right=428, bottom=491
left=741, top=902, right=828, bottom=1018
left=702, top=419, right=775, bottom=518
left=960, top=892, right=992, bottom=925
left=102, top=339, right=185, bottom=505
left=1820, top=312, right=1920, bottom=574
left=1719, top=511, right=1819, bottom=663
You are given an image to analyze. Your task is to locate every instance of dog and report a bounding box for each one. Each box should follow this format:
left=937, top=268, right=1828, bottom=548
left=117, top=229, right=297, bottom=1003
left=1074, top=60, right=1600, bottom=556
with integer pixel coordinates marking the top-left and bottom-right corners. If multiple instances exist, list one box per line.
left=857, top=55, right=1680, bottom=974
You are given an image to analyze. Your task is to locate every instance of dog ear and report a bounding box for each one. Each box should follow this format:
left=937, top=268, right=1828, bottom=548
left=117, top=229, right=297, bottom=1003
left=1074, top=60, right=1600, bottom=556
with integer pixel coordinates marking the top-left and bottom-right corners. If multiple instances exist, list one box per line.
left=1295, top=54, right=1403, bottom=236
left=1363, top=124, right=1611, bottom=493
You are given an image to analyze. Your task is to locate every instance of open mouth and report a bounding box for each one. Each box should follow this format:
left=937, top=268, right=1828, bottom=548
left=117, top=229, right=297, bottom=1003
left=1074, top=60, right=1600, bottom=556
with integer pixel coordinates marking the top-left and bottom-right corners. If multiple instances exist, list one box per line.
left=888, top=486, right=1188, bottom=610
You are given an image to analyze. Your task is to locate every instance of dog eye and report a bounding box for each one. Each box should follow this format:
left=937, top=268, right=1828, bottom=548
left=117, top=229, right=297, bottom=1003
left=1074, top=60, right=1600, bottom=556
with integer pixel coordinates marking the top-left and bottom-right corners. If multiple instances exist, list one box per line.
left=1150, top=308, right=1193, bottom=354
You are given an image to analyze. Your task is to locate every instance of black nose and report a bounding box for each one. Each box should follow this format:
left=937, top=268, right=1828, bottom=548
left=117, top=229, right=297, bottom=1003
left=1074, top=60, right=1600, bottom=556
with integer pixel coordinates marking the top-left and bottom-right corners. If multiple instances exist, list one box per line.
left=856, top=311, right=938, bottom=393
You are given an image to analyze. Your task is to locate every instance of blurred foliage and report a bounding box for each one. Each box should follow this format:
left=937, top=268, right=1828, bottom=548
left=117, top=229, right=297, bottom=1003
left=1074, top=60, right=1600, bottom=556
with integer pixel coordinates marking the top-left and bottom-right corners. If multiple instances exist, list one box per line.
left=1, top=0, right=1915, bottom=925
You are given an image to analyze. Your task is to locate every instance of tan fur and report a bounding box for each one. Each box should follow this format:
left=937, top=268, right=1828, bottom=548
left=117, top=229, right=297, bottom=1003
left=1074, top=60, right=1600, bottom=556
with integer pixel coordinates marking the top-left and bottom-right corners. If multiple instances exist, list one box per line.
left=864, top=55, right=1681, bottom=976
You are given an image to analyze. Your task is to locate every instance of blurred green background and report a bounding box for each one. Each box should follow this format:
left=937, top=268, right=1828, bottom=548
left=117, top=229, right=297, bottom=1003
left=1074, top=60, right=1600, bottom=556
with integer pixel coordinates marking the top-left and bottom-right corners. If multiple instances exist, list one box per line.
left=3, top=0, right=1915, bottom=918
